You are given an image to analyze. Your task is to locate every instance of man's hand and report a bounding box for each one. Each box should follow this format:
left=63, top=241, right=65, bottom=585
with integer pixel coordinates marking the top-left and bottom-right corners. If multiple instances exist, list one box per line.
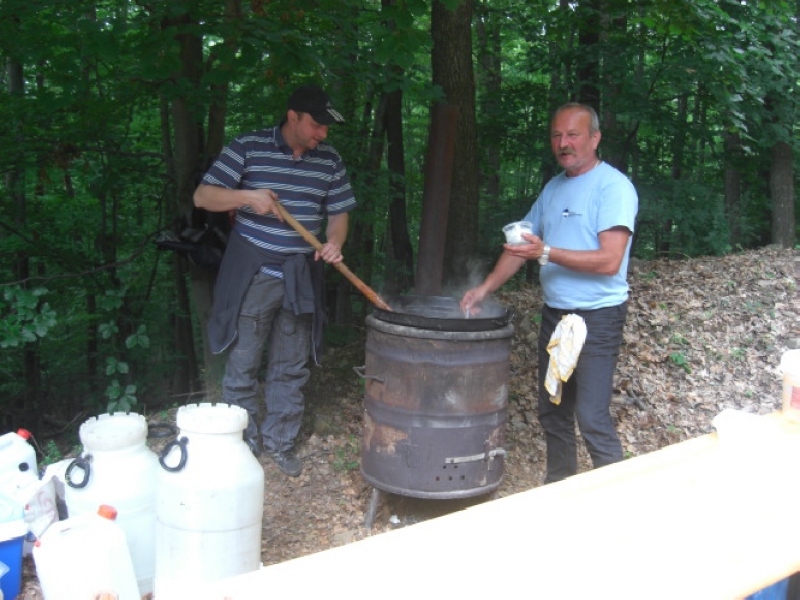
left=504, top=233, right=545, bottom=261
left=315, top=242, right=343, bottom=265
left=460, top=285, right=489, bottom=317
left=193, top=184, right=283, bottom=221
left=245, top=189, right=282, bottom=219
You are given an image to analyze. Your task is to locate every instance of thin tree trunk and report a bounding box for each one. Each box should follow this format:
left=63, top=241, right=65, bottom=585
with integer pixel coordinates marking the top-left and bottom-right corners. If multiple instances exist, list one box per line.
left=576, top=0, right=601, bottom=108
left=724, top=132, right=743, bottom=247
left=160, top=1, right=242, bottom=394
left=433, top=0, right=480, bottom=287
left=169, top=13, right=208, bottom=393
left=385, top=86, right=414, bottom=293
left=475, top=0, right=502, bottom=210
left=599, top=0, right=628, bottom=172
left=6, top=56, right=42, bottom=429
left=770, top=140, right=795, bottom=248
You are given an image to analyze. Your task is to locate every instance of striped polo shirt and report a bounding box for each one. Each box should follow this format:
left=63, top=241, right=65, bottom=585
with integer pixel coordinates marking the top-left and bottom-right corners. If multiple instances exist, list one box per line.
left=201, top=125, right=357, bottom=277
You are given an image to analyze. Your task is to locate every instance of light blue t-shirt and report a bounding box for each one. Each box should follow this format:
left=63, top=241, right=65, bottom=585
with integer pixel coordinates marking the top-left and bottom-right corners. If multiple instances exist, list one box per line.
left=522, top=162, right=638, bottom=310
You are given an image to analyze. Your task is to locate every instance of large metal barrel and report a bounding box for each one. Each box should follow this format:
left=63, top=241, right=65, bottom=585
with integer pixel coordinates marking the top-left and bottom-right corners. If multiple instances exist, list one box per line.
left=361, top=303, right=513, bottom=499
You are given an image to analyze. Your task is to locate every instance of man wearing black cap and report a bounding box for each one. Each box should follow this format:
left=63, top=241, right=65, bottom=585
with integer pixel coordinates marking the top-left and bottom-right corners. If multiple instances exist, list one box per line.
left=194, top=84, right=356, bottom=477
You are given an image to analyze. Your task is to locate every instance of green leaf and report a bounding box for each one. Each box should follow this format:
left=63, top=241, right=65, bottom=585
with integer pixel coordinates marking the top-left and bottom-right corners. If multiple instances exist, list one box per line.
left=106, top=380, right=122, bottom=400
left=99, top=322, right=117, bottom=340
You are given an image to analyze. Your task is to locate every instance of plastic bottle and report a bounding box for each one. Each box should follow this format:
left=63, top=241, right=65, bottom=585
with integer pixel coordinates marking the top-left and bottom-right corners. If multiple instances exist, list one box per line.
left=64, top=412, right=158, bottom=597
left=0, top=429, right=39, bottom=498
left=33, top=504, right=140, bottom=600
left=154, top=403, right=264, bottom=598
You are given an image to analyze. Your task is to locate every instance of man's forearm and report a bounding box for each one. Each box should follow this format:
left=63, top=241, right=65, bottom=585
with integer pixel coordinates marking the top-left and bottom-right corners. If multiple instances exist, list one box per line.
left=325, top=213, right=349, bottom=247
left=194, top=184, right=279, bottom=217
left=483, top=251, right=526, bottom=294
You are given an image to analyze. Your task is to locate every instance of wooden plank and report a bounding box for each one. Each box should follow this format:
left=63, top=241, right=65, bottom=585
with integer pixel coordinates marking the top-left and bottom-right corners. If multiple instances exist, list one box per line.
left=188, top=411, right=800, bottom=600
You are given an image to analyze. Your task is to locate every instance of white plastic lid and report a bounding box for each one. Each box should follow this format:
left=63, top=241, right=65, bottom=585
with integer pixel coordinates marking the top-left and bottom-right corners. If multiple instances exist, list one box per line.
left=176, top=403, right=248, bottom=434
left=79, top=412, right=147, bottom=451
left=502, top=221, right=533, bottom=232
left=780, top=349, right=800, bottom=377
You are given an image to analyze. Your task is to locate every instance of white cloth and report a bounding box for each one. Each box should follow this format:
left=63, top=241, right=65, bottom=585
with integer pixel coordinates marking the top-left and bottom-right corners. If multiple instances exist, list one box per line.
left=545, top=314, right=587, bottom=404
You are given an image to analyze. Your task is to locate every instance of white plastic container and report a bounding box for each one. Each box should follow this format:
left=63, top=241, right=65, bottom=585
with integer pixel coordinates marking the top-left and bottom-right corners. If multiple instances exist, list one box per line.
left=0, top=429, right=38, bottom=496
left=780, top=349, right=800, bottom=422
left=502, top=221, right=533, bottom=245
left=64, top=413, right=158, bottom=597
left=33, top=504, right=140, bottom=600
left=155, top=403, right=264, bottom=598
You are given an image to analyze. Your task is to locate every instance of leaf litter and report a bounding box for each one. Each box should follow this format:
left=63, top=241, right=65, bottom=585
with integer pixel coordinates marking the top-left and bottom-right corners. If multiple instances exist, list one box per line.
left=18, top=247, right=798, bottom=597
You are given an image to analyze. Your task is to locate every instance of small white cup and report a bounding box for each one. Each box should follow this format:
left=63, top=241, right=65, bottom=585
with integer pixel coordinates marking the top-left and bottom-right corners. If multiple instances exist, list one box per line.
left=502, top=221, right=533, bottom=245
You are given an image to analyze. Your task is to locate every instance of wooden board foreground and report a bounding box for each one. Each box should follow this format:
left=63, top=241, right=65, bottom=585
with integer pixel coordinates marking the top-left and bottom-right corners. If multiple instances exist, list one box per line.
left=182, top=410, right=800, bottom=600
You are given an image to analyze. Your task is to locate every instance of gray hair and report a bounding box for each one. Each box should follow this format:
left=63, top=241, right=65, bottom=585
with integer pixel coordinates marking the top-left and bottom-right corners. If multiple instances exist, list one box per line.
left=554, top=103, right=600, bottom=135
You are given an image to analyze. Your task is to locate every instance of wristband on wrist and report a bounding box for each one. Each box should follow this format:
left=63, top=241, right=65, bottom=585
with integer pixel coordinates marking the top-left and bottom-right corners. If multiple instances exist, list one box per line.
left=538, top=244, right=551, bottom=266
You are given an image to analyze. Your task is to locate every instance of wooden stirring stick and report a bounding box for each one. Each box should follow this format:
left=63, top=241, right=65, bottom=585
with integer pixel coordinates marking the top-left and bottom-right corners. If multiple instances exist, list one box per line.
left=273, top=202, right=393, bottom=312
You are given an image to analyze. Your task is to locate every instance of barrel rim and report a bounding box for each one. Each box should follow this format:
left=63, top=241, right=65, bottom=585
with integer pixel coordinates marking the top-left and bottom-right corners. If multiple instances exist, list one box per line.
left=366, top=314, right=514, bottom=340
left=371, top=294, right=512, bottom=332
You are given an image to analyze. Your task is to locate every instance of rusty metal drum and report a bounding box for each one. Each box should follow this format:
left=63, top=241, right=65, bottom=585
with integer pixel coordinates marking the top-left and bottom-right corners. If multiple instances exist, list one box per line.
left=361, top=300, right=513, bottom=500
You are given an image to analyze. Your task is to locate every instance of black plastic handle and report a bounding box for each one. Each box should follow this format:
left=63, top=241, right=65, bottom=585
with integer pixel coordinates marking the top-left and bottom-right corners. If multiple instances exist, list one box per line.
left=147, top=422, right=177, bottom=439
left=158, top=436, right=189, bottom=472
left=65, top=454, right=92, bottom=488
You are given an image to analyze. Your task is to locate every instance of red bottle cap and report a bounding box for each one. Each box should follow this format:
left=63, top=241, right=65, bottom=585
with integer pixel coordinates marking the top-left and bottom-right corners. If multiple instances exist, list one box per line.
left=97, top=505, right=118, bottom=520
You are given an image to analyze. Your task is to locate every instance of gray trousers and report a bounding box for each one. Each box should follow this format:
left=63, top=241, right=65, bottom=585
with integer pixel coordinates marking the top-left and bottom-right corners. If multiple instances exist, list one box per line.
left=222, top=272, right=312, bottom=453
left=537, top=302, right=627, bottom=483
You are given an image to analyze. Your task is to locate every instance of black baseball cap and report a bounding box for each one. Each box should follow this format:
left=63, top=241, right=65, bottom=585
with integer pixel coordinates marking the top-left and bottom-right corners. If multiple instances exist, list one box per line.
left=287, top=84, right=345, bottom=125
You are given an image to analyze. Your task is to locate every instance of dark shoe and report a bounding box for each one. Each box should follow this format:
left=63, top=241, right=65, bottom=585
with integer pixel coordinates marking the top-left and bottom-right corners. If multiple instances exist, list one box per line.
left=243, top=419, right=261, bottom=457
left=265, top=449, right=303, bottom=477
left=245, top=436, right=261, bottom=458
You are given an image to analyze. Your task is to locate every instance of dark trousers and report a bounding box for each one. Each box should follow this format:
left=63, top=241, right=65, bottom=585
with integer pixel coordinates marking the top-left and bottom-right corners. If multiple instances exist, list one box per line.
left=222, top=272, right=311, bottom=453
left=537, top=302, right=627, bottom=483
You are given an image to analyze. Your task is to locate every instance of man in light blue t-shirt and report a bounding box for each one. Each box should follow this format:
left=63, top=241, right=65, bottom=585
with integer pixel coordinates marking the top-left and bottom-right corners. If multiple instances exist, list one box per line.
left=461, top=103, right=638, bottom=483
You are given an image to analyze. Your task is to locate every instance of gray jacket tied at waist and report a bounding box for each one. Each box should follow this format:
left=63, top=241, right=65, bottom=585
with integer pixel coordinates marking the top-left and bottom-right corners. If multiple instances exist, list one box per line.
left=207, top=230, right=326, bottom=364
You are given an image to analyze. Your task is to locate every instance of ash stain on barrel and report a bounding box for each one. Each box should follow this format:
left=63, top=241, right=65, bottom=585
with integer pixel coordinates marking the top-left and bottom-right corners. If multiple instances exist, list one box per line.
left=443, top=389, right=462, bottom=408
left=493, top=383, right=509, bottom=407
left=362, top=412, right=407, bottom=456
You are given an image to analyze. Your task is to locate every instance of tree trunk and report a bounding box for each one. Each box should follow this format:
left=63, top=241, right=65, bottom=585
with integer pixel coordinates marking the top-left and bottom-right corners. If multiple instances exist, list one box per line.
left=765, top=80, right=796, bottom=249
left=6, top=56, right=42, bottom=430
left=671, top=94, right=688, bottom=182
left=723, top=132, right=743, bottom=247
left=345, top=91, right=386, bottom=317
left=599, top=0, right=628, bottom=172
left=576, top=0, right=601, bottom=108
left=385, top=1, right=413, bottom=294
left=770, top=140, right=795, bottom=248
left=432, top=0, right=480, bottom=287
left=416, top=104, right=458, bottom=296
left=475, top=0, right=502, bottom=211
left=169, top=14, right=208, bottom=394
left=385, top=86, right=414, bottom=294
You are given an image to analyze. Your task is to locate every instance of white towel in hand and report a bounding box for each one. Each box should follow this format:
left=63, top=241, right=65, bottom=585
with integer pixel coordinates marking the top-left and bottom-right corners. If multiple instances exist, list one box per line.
left=545, top=314, right=587, bottom=405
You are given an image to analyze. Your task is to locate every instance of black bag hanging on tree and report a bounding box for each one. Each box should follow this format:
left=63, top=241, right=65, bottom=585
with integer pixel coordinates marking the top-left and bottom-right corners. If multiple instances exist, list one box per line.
left=154, top=208, right=230, bottom=269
